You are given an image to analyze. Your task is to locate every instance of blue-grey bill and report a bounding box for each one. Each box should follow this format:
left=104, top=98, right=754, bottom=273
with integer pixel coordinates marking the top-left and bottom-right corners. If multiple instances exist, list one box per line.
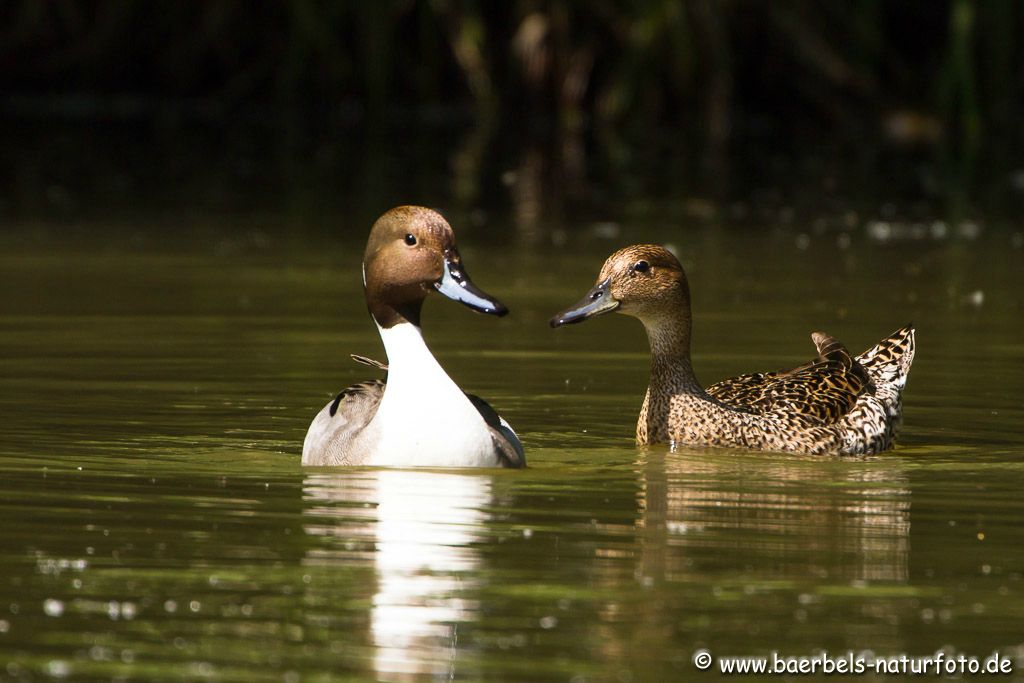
left=549, top=278, right=619, bottom=327
left=434, top=255, right=509, bottom=316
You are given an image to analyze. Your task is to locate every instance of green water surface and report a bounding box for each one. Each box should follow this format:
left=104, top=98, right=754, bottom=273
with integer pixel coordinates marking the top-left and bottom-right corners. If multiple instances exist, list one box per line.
left=2, top=220, right=1023, bottom=681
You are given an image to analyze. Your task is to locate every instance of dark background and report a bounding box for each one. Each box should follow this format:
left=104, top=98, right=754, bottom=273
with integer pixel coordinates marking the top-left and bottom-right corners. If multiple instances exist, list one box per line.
left=2, top=1, right=1022, bottom=238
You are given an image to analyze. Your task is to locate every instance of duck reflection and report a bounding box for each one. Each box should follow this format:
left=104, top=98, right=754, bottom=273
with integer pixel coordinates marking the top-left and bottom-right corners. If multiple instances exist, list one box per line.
left=638, top=451, right=911, bottom=582
left=303, top=470, right=491, bottom=680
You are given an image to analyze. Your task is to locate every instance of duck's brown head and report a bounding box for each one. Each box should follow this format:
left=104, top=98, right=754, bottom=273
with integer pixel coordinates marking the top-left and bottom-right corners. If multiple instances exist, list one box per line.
left=363, top=206, right=508, bottom=328
left=550, top=244, right=690, bottom=327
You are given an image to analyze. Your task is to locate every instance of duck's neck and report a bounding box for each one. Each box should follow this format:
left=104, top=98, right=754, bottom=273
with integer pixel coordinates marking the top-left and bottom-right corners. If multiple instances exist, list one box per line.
left=641, top=314, right=703, bottom=396
left=369, top=320, right=497, bottom=466
left=636, top=310, right=707, bottom=444
left=377, top=320, right=454, bottom=391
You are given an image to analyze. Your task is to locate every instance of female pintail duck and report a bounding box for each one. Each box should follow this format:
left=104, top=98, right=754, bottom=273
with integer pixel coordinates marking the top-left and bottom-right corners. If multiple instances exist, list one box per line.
left=550, top=245, right=915, bottom=456
left=303, top=206, right=524, bottom=467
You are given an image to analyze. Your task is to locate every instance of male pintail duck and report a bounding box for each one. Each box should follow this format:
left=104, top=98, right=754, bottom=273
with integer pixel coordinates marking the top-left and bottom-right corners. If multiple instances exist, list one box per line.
left=550, top=245, right=915, bottom=456
left=303, top=206, right=525, bottom=467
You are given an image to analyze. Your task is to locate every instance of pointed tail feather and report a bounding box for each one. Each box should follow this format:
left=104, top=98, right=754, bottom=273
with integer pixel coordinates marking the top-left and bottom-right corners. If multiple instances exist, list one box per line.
left=856, top=324, right=915, bottom=388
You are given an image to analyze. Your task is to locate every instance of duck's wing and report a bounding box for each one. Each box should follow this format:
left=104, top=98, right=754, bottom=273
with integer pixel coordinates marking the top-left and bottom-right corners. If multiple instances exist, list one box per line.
left=302, top=379, right=386, bottom=465
left=320, top=353, right=388, bottom=427
left=706, top=332, right=869, bottom=425
left=464, top=393, right=526, bottom=468
left=327, top=379, right=385, bottom=419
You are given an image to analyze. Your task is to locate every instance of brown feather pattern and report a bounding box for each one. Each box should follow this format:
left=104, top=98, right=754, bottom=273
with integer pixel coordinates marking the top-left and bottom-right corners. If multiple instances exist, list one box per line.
left=556, top=245, right=916, bottom=456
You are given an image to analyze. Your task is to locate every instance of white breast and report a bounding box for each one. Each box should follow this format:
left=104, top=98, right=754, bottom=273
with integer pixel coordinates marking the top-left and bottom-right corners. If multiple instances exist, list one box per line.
left=365, top=322, right=500, bottom=467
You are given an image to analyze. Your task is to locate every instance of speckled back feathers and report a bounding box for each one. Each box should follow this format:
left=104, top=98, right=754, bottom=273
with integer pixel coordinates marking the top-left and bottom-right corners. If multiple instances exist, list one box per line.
left=555, top=244, right=917, bottom=456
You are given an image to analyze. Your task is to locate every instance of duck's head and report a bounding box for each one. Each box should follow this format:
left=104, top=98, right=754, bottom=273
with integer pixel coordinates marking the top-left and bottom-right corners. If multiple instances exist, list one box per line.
left=550, top=244, right=690, bottom=327
left=363, top=206, right=508, bottom=328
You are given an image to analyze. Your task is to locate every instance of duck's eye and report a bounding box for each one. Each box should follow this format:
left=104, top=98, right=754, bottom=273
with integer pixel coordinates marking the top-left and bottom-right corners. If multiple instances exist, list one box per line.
left=633, top=260, right=650, bottom=273
left=404, top=234, right=417, bottom=246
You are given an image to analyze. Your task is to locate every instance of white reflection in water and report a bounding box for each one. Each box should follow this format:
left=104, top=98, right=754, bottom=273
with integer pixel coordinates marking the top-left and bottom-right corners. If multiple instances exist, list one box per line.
left=304, top=470, right=491, bottom=680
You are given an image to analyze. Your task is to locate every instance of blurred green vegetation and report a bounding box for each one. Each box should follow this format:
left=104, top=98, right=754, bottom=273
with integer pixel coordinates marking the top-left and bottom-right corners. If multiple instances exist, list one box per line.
left=4, top=2, right=1021, bottom=138
left=1, top=1, right=1022, bottom=227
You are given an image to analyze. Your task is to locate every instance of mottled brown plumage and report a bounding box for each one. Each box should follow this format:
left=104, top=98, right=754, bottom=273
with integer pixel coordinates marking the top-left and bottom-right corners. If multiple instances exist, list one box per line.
left=551, top=245, right=916, bottom=456
left=704, top=332, right=870, bottom=425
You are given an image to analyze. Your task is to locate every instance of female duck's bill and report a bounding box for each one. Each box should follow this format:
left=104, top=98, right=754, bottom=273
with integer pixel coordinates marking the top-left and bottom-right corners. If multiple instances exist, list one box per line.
left=302, top=205, right=524, bottom=468
left=549, top=277, right=618, bottom=327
